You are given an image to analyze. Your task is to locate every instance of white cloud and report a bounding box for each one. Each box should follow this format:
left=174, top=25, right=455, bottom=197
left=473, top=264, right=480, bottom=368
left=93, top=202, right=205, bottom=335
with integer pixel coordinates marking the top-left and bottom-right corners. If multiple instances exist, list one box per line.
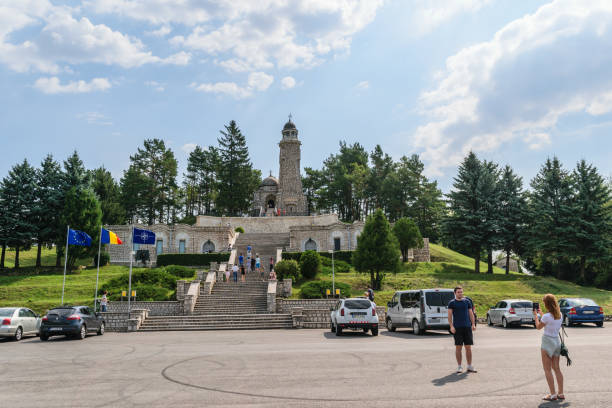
left=145, top=80, right=165, bottom=91
left=0, top=4, right=189, bottom=73
left=181, top=143, right=198, bottom=154
left=35, top=77, right=111, bottom=94
left=247, top=72, right=274, bottom=91
left=356, top=80, right=369, bottom=90
left=191, top=81, right=253, bottom=99
left=77, top=111, right=113, bottom=125
left=414, top=0, right=612, bottom=176
left=281, top=76, right=296, bottom=89
left=146, top=25, right=172, bottom=37
left=409, top=0, right=492, bottom=36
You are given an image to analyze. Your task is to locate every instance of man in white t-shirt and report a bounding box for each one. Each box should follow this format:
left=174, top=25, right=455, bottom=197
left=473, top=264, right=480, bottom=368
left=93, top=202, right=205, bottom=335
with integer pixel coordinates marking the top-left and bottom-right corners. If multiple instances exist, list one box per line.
left=232, top=264, right=239, bottom=283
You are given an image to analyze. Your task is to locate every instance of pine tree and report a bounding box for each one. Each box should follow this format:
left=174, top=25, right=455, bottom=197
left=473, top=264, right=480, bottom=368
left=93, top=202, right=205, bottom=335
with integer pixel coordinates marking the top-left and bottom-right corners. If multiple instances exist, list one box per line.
left=184, top=145, right=220, bottom=216
left=353, top=209, right=400, bottom=289
left=443, top=152, right=487, bottom=273
left=120, top=166, right=151, bottom=224
left=215, top=121, right=260, bottom=215
left=497, top=165, right=526, bottom=274
left=63, top=150, right=90, bottom=190
left=33, top=155, right=64, bottom=267
left=0, top=160, right=38, bottom=268
left=570, top=160, right=612, bottom=282
left=91, top=167, right=125, bottom=225
left=0, top=183, right=8, bottom=268
left=481, top=160, right=501, bottom=274
left=392, top=217, right=424, bottom=262
left=527, top=157, right=575, bottom=278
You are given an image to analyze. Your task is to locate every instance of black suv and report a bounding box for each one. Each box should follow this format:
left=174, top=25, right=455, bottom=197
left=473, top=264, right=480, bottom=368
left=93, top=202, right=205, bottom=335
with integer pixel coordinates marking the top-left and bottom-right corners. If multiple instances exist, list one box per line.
left=40, top=306, right=105, bottom=341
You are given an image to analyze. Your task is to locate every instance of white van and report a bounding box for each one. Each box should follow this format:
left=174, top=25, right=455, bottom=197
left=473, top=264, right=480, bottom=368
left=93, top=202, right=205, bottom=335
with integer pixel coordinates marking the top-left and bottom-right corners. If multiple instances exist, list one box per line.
left=386, top=288, right=455, bottom=335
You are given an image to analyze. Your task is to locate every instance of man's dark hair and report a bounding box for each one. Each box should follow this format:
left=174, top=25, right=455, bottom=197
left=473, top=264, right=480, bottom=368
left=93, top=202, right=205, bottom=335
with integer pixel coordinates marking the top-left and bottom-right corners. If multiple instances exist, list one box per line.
left=454, top=286, right=463, bottom=293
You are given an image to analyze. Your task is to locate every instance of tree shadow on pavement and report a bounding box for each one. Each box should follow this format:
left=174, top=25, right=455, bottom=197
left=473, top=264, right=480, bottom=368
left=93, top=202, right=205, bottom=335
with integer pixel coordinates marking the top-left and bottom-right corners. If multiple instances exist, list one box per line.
left=432, top=372, right=468, bottom=386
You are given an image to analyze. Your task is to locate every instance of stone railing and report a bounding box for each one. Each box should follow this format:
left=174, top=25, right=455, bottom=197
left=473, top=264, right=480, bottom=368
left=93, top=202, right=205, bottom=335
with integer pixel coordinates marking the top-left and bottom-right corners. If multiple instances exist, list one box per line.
left=267, top=280, right=277, bottom=313
left=228, top=248, right=237, bottom=267
left=277, top=298, right=337, bottom=313
left=276, top=279, right=292, bottom=297
left=183, top=280, right=200, bottom=315
left=276, top=247, right=283, bottom=262
left=217, top=263, right=227, bottom=282
left=107, top=301, right=181, bottom=316
left=127, top=309, right=148, bottom=331
left=203, top=271, right=216, bottom=294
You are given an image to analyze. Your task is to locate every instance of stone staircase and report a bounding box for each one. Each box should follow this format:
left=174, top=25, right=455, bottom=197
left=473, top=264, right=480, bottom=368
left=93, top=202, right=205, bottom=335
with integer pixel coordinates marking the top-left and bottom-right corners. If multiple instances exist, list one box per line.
left=194, top=281, right=268, bottom=314
left=234, top=232, right=290, bottom=275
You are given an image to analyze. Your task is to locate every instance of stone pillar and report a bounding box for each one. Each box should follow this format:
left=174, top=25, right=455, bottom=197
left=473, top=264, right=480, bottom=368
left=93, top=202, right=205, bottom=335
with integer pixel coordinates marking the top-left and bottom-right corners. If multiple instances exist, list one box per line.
left=267, top=281, right=277, bottom=313
left=282, top=279, right=292, bottom=297
left=176, top=280, right=186, bottom=301
left=291, top=307, right=303, bottom=328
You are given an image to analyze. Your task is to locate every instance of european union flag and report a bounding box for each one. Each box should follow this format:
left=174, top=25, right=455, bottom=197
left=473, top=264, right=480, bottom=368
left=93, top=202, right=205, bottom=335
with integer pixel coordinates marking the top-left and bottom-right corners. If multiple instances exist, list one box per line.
left=133, top=227, right=155, bottom=245
left=68, top=229, right=92, bottom=246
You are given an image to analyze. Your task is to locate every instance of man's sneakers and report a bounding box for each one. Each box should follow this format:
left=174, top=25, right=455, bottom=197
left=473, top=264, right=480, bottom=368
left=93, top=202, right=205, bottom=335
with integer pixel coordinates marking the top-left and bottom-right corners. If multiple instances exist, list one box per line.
left=467, top=365, right=478, bottom=373
left=456, top=366, right=463, bottom=373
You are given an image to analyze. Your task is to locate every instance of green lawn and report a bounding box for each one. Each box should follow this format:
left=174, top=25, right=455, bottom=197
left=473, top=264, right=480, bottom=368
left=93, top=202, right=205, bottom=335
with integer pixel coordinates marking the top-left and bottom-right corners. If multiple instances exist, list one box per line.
left=294, top=243, right=612, bottom=316
left=2, top=247, right=90, bottom=268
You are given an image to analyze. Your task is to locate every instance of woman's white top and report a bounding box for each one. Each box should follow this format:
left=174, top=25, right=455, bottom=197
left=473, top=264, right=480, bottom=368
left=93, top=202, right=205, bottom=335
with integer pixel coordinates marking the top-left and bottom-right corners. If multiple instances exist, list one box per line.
left=541, top=312, right=562, bottom=338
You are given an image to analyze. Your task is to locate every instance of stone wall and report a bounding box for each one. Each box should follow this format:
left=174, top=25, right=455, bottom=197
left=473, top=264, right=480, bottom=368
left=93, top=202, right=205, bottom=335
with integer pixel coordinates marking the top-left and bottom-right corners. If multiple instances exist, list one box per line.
left=299, top=308, right=387, bottom=329
left=288, top=223, right=363, bottom=252
left=107, top=301, right=181, bottom=316
left=278, top=298, right=386, bottom=329
left=100, top=312, right=129, bottom=332
left=196, top=214, right=340, bottom=233
left=277, top=298, right=338, bottom=313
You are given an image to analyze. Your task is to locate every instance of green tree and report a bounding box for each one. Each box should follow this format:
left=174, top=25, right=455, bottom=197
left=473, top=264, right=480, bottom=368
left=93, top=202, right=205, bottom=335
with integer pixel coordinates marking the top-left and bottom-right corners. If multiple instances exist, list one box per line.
left=33, top=155, right=64, bottom=267
left=60, top=187, right=102, bottom=270
left=302, top=167, right=325, bottom=215
left=481, top=160, right=501, bottom=274
left=299, top=250, right=322, bottom=279
left=91, top=167, right=125, bottom=225
left=215, top=121, right=260, bottom=215
left=392, top=217, right=424, bottom=262
left=570, top=160, right=612, bottom=282
left=497, top=165, right=526, bottom=274
left=526, top=157, right=575, bottom=279
left=0, top=160, right=38, bottom=268
left=120, top=166, right=151, bottom=223
left=63, top=150, right=90, bottom=190
left=184, top=145, right=220, bottom=215
left=353, top=209, right=400, bottom=289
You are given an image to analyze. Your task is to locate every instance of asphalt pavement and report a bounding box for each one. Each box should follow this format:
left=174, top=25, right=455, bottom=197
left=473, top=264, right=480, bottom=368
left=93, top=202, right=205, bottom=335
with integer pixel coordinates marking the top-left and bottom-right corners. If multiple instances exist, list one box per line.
left=1, top=324, right=611, bottom=407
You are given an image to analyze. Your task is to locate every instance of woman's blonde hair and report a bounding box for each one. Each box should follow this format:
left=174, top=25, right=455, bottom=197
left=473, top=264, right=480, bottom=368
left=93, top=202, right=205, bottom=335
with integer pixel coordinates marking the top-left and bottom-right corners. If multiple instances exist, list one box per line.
left=543, top=294, right=561, bottom=320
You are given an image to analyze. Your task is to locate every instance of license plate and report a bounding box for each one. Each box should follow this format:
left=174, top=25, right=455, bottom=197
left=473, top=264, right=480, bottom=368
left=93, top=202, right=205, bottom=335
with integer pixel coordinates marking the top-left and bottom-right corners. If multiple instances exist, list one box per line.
left=522, top=318, right=531, bottom=323
left=430, top=318, right=440, bottom=322
left=583, top=311, right=594, bottom=314
left=50, top=327, right=62, bottom=331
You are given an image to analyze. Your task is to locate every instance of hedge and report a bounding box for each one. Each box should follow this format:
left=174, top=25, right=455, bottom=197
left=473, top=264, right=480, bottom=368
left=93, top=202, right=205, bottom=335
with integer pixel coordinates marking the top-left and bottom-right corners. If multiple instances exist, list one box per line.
left=283, top=251, right=354, bottom=264
left=100, top=268, right=178, bottom=301
left=156, top=253, right=230, bottom=266
left=299, top=251, right=321, bottom=279
left=299, top=280, right=352, bottom=299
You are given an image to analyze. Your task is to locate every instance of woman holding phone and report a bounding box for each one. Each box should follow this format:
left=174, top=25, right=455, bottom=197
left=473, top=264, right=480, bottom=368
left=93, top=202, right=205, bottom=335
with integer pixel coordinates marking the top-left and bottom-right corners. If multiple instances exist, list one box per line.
left=533, top=294, right=565, bottom=401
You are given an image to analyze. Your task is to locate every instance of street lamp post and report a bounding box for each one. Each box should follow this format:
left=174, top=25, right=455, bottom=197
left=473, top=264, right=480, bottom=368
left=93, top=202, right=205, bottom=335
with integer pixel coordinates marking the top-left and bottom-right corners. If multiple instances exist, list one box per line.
left=328, top=249, right=335, bottom=296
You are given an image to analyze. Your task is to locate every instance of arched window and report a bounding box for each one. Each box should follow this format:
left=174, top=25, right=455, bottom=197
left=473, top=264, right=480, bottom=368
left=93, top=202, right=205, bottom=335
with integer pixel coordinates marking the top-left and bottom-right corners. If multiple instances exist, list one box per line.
left=305, top=238, right=317, bottom=251
left=202, top=240, right=215, bottom=253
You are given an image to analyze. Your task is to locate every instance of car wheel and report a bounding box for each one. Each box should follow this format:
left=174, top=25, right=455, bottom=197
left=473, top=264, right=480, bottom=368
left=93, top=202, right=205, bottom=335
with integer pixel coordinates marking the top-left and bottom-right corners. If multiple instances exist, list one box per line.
left=502, top=317, right=509, bottom=328
left=563, top=315, right=572, bottom=327
left=97, top=322, right=105, bottom=335
left=596, top=321, right=604, bottom=328
left=372, top=327, right=379, bottom=336
left=335, top=326, right=342, bottom=336
left=40, top=333, right=49, bottom=341
left=412, top=319, right=422, bottom=336
left=77, top=325, right=87, bottom=340
left=386, top=318, right=396, bottom=332
left=487, top=315, right=493, bottom=326
left=363, top=328, right=369, bottom=333
left=14, top=327, right=23, bottom=341
left=330, top=321, right=336, bottom=333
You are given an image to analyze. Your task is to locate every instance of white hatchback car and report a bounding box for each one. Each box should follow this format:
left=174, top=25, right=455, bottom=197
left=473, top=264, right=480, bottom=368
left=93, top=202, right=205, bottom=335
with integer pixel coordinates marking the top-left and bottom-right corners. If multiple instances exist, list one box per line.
left=330, top=298, right=379, bottom=336
left=486, top=299, right=535, bottom=328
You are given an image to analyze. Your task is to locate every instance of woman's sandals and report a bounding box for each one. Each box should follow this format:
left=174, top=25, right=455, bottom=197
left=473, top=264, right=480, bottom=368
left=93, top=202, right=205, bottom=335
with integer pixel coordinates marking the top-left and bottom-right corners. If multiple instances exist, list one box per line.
left=542, top=394, right=557, bottom=401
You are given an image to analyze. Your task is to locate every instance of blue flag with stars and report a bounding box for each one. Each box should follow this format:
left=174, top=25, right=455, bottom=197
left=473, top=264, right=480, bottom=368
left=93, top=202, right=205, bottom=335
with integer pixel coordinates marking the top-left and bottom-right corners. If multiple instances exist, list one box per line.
left=67, top=229, right=92, bottom=246
left=133, top=227, right=155, bottom=245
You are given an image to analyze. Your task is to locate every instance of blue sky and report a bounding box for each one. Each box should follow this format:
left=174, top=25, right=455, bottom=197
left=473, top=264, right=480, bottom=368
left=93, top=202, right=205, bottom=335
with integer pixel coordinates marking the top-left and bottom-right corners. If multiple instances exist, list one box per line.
left=0, top=0, right=610, bottom=192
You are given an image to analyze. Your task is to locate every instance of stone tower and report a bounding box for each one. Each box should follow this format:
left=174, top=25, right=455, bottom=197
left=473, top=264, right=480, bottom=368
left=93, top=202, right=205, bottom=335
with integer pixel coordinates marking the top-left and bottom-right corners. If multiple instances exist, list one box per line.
left=277, top=116, right=307, bottom=214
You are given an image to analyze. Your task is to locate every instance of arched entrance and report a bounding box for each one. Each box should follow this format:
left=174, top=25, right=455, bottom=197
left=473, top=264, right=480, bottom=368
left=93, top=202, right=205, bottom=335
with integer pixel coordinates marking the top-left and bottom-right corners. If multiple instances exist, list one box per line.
left=304, top=238, right=317, bottom=251
left=265, top=194, right=276, bottom=209
left=202, top=240, right=215, bottom=253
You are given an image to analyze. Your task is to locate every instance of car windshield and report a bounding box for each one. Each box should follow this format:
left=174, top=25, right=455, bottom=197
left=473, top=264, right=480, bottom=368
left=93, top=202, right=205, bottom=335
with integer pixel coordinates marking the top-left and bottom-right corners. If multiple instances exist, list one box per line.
left=571, top=298, right=598, bottom=307
left=344, top=299, right=371, bottom=309
left=0, top=308, right=15, bottom=317
left=48, top=308, right=76, bottom=316
left=511, top=302, right=532, bottom=309
left=425, top=292, right=455, bottom=307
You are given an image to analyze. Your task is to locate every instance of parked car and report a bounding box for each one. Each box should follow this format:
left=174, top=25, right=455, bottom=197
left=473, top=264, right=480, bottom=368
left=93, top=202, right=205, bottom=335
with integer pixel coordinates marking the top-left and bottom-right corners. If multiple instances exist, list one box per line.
left=40, top=306, right=105, bottom=341
left=0, top=307, right=41, bottom=341
left=330, top=298, right=378, bottom=336
left=386, top=288, right=456, bottom=335
left=487, top=299, right=535, bottom=328
left=559, top=298, right=604, bottom=327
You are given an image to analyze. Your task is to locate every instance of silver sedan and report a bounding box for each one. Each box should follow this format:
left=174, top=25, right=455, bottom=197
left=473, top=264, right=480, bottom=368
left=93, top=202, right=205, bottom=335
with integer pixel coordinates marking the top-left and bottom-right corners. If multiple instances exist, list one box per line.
left=0, top=307, right=42, bottom=341
left=486, top=299, right=535, bottom=328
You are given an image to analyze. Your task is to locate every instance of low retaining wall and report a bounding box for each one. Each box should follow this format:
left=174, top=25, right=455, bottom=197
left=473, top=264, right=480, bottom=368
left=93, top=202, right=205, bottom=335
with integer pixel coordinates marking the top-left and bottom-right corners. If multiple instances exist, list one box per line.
left=277, top=299, right=338, bottom=313
left=100, top=312, right=129, bottom=332
left=279, top=299, right=386, bottom=328
left=107, top=301, right=181, bottom=316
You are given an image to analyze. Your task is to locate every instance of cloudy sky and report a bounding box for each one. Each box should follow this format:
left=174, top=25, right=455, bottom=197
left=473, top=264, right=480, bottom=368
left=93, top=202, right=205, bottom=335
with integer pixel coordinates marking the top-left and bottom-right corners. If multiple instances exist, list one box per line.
left=1, top=0, right=610, bottom=191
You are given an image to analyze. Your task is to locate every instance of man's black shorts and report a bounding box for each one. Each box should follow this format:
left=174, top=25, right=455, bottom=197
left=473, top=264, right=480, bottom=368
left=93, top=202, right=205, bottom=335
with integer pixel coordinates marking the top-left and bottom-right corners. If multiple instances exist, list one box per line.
left=453, top=327, right=473, bottom=346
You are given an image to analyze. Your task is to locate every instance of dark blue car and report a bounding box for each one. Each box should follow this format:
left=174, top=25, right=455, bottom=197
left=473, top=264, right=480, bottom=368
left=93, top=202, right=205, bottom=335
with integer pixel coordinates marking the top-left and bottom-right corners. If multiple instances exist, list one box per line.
left=40, top=306, right=105, bottom=341
left=559, top=298, right=604, bottom=327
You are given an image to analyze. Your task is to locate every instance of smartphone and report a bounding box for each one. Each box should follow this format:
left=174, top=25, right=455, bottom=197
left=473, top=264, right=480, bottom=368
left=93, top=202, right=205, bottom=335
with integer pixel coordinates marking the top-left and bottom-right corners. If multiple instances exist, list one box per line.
left=533, top=302, right=539, bottom=311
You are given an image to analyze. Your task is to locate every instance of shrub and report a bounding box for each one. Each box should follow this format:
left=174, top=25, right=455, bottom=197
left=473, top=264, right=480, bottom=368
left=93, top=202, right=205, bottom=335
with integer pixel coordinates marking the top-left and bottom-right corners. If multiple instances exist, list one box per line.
left=156, top=253, right=230, bottom=267
left=299, top=250, right=321, bottom=279
left=274, top=259, right=300, bottom=281
left=164, top=265, right=196, bottom=279
left=235, top=226, right=245, bottom=233
left=100, top=268, right=177, bottom=300
left=131, top=285, right=173, bottom=301
left=299, top=280, right=351, bottom=299
left=282, top=251, right=354, bottom=264
left=93, top=251, right=110, bottom=267
left=320, top=256, right=351, bottom=273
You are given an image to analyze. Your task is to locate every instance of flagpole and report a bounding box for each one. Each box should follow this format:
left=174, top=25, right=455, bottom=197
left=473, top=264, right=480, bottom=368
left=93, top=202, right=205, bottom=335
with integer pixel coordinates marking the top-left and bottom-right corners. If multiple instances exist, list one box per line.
left=127, top=225, right=134, bottom=313
left=61, top=225, right=70, bottom=305
left=94, top=225, right=102, bottom=311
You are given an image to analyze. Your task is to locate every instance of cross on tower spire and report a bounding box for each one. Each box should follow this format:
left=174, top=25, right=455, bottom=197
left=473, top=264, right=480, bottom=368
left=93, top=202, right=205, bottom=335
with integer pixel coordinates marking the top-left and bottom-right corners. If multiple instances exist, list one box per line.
left=288, top=113, right=292, bottom=122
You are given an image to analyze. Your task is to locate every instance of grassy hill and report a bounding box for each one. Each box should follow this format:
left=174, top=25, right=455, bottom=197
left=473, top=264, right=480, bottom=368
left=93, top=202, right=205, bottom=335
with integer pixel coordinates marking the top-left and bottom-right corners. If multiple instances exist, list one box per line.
left=295, top=243, right=612, bottom=316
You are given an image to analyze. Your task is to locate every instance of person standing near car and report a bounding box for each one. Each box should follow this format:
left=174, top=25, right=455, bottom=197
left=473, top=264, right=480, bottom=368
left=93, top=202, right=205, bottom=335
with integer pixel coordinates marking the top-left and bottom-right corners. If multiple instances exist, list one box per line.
left=100, top=291, right=109, bottom=312
left=534, top=294, right=565, bottom=402
left=448, top=286, right=477, bottom=373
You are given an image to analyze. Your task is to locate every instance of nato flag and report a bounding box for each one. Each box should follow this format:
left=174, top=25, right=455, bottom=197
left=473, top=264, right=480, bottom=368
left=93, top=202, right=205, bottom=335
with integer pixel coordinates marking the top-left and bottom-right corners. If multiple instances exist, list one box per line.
left=133, top=228, right=156, bottom=245
left=68, top=229, right=92, bottom=246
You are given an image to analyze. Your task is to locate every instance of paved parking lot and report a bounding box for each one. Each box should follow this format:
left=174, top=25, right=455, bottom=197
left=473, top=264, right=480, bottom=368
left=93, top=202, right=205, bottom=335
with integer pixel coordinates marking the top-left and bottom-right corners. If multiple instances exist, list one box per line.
left=2, top=324, right=611, bottom=407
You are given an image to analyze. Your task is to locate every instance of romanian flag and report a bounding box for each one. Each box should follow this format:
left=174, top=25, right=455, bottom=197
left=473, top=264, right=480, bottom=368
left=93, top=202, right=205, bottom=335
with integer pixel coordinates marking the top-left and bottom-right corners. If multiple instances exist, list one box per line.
left=101, top=228, right=123, bottom=245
